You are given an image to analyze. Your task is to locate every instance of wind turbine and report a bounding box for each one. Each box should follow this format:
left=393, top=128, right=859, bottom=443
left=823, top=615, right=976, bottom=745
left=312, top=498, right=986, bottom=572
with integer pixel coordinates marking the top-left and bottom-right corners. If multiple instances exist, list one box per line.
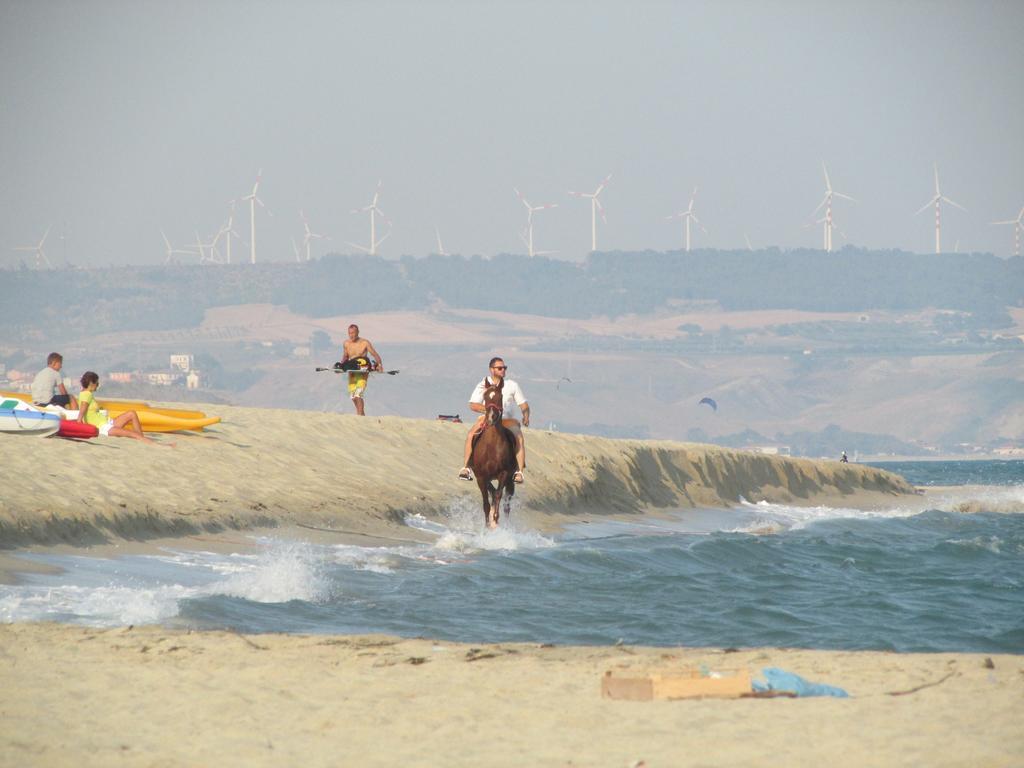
left=348, top=181, right=390, bottom=256
left=13, top=226, right=52, bottom=268
left=58, top=222, right=68, bottom=266
left=805, top=215, right=848, bottom=249
left=211, top=201, right=246, bottom=265
left=299, top=210, right=329, bottom=261
left=813, top=162, right=855, bottom=252
left=239, top=169, right=270, bottom=264
left=569, top=173, right=611, bottom=251
left=514, top=187, right=558, bottom=257
left=991, top=205, right=1024, bottom=256
left=161, top=230, right=197, bottom=264
left=290, top=237, right=302, bottom=263
left=193, top=230, right=220, bottom=265
left=665, top=187, right=707, bottom=252
left=916, top=163, right=965, bottom=254
left=433, top=226, right=450, bottom=256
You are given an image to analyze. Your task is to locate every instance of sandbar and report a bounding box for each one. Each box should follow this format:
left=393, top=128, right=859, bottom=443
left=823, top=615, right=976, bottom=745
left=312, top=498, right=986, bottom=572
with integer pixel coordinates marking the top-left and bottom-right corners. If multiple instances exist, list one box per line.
left=0, top=405, right=915, bottom=554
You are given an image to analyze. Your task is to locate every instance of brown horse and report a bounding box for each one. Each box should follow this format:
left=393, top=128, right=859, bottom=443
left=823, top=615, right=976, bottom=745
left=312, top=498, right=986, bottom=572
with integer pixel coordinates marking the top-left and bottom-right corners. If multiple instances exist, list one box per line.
left=469, top=378, right=517, bottom=528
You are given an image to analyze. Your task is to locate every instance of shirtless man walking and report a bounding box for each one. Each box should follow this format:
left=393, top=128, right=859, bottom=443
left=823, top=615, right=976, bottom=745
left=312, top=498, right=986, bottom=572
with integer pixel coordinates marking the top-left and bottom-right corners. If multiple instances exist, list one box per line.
left=458, top=356, right=529, bottom=483
left=341, top=324, right=383, bottom=416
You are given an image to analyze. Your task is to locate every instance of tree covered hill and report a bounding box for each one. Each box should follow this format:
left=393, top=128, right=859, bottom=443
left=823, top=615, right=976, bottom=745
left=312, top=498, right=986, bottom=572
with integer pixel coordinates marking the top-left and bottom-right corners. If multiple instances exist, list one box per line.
left=2, top=248, right=1020, bottom=335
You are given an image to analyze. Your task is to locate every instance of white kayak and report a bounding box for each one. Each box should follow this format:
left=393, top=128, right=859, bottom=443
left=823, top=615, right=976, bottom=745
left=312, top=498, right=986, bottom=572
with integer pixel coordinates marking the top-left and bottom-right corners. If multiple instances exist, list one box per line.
left=0, top=405, right=61, bottom=436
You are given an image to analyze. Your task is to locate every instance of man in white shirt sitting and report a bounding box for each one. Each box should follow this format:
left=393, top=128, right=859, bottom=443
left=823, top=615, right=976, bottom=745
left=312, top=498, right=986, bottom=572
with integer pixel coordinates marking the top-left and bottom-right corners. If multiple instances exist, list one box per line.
left=458, top=357, right=530, bottom=484
left=31, top=352, right=78, bottom=409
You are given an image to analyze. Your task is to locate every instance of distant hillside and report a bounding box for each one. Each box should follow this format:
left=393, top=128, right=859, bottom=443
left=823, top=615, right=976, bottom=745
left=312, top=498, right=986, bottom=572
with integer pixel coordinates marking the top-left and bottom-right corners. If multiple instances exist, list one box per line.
left=1, top=249, right=1020, bottom=335
left=690, top=424, right=924, bottom=458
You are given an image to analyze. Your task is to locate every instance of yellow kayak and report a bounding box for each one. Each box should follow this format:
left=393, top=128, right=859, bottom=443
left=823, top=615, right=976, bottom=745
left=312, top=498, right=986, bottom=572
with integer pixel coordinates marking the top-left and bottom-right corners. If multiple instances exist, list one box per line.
left=100, top=402, right=208, bottom=420
left=0, top=391, right=218, bottom=432
left=104, top=409, right=221, bottom=432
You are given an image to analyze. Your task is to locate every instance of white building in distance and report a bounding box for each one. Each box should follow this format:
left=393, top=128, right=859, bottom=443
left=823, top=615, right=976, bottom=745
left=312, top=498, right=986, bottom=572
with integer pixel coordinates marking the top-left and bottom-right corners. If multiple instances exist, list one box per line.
left=170, top=354, right=193, bottom=372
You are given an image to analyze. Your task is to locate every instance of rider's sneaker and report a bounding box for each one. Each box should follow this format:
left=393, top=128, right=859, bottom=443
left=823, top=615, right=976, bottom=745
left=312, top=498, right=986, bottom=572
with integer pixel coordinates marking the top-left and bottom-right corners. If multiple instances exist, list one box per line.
left=458, top=467, right=473, bottom=481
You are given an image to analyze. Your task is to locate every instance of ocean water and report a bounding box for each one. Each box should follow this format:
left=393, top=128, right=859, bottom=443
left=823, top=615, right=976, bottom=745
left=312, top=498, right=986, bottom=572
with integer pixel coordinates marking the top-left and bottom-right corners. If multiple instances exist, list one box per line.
left=2, top=460, right=1022, bottom=654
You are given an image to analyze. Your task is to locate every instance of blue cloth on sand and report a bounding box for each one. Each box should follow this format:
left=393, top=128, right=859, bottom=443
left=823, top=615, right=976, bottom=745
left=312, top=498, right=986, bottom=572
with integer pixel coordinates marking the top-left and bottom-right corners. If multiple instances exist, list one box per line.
left=752, top=668, right=849, bottom=698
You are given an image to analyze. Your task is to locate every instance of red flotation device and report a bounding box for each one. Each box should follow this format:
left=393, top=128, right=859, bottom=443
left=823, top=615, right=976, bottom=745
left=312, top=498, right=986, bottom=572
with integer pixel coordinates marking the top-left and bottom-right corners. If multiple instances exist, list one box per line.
left=58, top=420, right=99, bottom=439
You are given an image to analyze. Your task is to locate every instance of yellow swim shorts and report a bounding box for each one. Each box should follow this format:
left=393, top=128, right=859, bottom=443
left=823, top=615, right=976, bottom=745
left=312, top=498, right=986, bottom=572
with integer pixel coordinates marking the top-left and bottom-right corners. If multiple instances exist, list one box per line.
left=348, top=372, right=368, bottom=399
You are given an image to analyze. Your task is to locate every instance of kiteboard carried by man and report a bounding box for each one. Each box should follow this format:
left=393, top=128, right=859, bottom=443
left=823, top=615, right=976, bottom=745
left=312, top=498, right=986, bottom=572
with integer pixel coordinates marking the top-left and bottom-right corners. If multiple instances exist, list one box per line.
left=458, top=356, right=529, bottom=484
left=340, top=324, right=383, bottom=416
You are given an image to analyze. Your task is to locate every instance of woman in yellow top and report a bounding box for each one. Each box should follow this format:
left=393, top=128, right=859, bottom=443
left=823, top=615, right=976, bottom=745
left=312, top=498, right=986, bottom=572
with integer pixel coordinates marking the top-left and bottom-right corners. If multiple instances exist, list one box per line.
left=77, top=371, right=156, bottom=444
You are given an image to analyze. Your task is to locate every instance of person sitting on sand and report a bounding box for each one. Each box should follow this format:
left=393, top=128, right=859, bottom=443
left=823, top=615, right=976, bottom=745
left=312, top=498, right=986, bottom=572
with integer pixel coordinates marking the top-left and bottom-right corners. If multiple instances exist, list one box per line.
left=31, top=352, right=78, bottom=410
left=458, top=356, right=529, bottom=483
left=341, top=324, right=383, bottom=416
left=77, top=371, right=157, bottom=444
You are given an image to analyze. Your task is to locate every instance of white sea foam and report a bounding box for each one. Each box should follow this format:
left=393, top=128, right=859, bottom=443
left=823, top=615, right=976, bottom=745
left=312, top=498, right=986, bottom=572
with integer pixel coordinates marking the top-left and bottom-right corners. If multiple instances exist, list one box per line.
left=731, top=498, right=921, bottom=533
left=728, top=484, right=1024, bottom=533
left=329, top=543, right=415, bottom=574
left=77, top=584, right=191, bottom=624
left=403, top=497, right=555, bottom=554
left=946, top=536, right=1004, bottom=554
left=932, top=485, right=1024, bottom=515
left=0, top=540, right=335, bottom=627
left=149, top=548, right=260, bottom=575
left=433, top=525, right=555, bottom=553
left=404, top=513, right=450, bottom=536
left=0, top=501, right=563, bottom=629
left=206, top=541, right=331, bottom=603
left=0, top=582, right=194, bottom=626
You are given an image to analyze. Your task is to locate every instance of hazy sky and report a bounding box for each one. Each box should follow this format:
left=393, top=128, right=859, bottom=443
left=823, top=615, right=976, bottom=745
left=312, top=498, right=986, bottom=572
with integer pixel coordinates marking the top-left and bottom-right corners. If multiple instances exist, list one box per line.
left=2, top=0, right=1022, bottom=266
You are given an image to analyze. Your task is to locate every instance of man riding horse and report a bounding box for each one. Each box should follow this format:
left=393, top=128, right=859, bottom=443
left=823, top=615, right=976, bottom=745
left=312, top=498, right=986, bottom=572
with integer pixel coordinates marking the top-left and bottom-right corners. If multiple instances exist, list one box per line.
left=458, top=357, right=529, bottom=484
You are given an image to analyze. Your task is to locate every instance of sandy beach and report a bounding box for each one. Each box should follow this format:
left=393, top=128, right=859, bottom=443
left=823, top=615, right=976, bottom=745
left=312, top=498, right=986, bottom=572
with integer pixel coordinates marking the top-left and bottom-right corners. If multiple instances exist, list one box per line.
left=1, top=622, right=1021, bottom=767
left=3, top=407, right=1019, bottom=767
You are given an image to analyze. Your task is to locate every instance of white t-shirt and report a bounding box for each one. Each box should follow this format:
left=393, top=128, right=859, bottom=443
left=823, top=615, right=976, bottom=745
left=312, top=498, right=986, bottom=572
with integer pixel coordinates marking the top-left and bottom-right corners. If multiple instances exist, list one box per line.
left=31, top=367, right=62, bottom=404
left=470, top=377, right=527, bottom=420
